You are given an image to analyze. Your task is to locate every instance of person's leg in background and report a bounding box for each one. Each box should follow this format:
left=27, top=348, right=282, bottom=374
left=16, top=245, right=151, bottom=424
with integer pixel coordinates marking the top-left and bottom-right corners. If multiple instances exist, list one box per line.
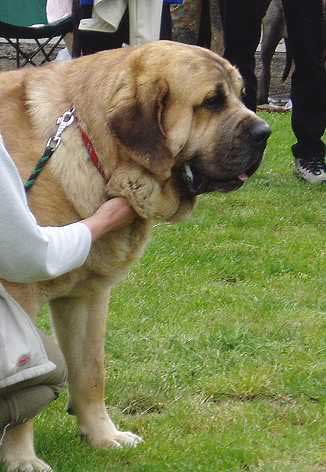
left=160, top=3, right=172, bottom=40
left=198, top=0, right=210, bottom=49
left=283, top=0, right=326, bottom=182
left=220, top=0, right=270, bottom=111
left=128, top=0, right=162, bottom=45
left=72, top=0, right=129, bottom=57
left=79, top=12, right=129, bottom=56
left=0, top=332, right=67, bottom=435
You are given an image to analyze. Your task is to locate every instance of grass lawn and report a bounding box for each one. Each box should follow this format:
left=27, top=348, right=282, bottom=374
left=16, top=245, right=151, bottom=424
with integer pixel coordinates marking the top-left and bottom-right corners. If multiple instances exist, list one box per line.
left=11, top=113, right=326, bottom=471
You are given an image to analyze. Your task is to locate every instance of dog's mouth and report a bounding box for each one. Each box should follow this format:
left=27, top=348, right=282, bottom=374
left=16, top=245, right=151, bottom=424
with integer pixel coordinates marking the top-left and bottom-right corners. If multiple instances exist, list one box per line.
left=177, top=158, right=262, bottom=196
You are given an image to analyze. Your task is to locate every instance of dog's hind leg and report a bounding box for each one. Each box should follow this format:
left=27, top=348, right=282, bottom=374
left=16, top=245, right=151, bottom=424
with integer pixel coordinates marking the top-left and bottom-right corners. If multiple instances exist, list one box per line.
left=50, top=289, right=142, bottom=449
left=0, top=421, right=51, bottom=471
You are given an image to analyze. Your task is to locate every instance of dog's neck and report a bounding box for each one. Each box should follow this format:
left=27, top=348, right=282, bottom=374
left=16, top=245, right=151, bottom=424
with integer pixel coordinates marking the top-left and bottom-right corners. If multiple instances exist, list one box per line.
left=22, top=69, right=119, bottom=219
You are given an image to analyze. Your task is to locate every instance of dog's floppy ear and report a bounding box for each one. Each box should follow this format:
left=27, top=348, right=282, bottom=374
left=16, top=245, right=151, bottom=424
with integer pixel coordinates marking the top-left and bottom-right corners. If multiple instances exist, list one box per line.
left=108, top=78, right=174, bottom=177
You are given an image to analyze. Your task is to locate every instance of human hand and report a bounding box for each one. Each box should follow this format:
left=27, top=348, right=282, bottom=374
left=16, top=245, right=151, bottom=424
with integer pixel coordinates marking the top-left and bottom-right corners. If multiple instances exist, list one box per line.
left=81, top=197, right=136, bottom=241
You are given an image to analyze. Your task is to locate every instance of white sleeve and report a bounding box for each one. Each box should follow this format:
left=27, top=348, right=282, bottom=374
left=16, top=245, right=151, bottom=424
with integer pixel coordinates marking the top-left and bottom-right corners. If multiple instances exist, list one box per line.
left=0, top=138, right=92, bottom=283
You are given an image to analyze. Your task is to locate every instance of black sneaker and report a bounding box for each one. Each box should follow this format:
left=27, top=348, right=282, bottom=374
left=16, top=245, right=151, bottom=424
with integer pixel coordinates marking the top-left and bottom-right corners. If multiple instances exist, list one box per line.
left=294, top=158, right=326, bottom=183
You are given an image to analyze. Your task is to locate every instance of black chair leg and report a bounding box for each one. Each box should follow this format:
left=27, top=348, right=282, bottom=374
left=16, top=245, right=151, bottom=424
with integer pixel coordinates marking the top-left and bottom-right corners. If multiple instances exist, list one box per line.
left=16, top=37, right=20, bottom=67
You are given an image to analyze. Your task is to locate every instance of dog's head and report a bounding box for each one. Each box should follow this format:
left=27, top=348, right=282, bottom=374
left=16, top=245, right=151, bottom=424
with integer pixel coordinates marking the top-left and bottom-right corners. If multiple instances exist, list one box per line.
left=102, top=41, right=270, bottom=221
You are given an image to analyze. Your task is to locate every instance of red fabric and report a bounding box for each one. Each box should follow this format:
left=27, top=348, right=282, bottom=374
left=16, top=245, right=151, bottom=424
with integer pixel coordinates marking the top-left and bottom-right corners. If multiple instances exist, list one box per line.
left=78, top=125, right=106, bottom=179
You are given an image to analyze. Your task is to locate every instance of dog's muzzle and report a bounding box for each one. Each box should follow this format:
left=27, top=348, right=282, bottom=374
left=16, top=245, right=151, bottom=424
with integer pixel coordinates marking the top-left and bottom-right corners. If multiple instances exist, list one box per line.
left=178, top=120, right=271, bottom=196
left=178, top=162, right=247, bottom=195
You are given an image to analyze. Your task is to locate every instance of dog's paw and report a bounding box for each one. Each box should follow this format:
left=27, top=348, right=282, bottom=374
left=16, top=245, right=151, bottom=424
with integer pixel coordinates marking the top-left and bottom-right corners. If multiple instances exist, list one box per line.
left=112, top=431, right=143, bottom=448
left=81, top=429, right=143, bottom=449
left=78, top=406, right=143, bottom=449
left=106, top=164, right=179, bottom=220
left=2, top=457, right=52, bottom=472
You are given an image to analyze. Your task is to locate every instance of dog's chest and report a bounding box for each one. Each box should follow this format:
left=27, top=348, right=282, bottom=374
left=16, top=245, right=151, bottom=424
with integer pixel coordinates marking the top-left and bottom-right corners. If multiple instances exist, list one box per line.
left=86, top=223, right=150, bottom=279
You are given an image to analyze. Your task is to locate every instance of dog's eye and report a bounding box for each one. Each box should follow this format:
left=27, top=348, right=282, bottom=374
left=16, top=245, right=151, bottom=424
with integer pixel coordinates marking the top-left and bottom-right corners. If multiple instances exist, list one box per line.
left=240, top=86, right=246, bottom=99
left=202, top=85, right=226, bottom=111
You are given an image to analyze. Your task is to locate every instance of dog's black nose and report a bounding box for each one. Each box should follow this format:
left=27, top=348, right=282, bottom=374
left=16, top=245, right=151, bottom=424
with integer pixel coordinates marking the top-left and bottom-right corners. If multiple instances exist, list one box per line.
left=249, top=121, right=271, bottom=143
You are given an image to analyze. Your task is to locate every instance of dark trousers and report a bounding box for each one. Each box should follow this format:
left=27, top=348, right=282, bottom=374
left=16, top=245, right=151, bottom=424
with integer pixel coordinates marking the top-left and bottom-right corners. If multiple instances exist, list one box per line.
left=220, top=0, right=326, bottom=160
left=220, top=0, right=270, bottom=111
left=283, top=0, right=326, bottom=160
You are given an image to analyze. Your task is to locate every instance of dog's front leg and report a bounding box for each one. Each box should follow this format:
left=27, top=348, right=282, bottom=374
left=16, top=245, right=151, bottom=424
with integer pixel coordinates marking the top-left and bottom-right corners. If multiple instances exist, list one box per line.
left=50, top=290, right=142, bottom=449
left=0, top=421, right=51, bottom=471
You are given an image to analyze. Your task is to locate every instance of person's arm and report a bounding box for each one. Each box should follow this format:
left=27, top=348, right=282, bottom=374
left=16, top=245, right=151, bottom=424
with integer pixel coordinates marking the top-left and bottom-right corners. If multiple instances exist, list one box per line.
left=0, top=139, right=135, bottom=283
left=80, top=198, right=136, bottom=242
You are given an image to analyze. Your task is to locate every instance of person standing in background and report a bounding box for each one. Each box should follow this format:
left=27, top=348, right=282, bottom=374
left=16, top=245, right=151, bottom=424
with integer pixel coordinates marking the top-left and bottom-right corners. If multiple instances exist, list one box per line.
left=220, top=0, right=326, bottom=183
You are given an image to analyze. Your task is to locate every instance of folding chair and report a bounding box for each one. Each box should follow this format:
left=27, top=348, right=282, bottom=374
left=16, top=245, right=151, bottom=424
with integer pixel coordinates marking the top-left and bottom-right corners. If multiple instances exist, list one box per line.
left=0, top=0, right=73, bottom=68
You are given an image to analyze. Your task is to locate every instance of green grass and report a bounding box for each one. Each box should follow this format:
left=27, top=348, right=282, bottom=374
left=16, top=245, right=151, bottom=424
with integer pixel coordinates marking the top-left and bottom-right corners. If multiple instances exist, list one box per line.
left=13, top=113, right=326, bottom=471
